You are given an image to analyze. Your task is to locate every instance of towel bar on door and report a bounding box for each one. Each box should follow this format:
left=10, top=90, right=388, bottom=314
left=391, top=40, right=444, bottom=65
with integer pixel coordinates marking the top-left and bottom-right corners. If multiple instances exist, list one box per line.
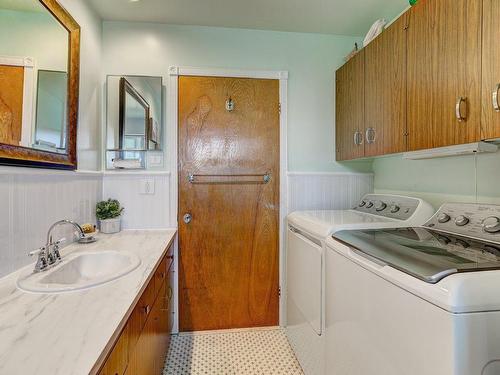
left=187, top=173, right=271, bottom=185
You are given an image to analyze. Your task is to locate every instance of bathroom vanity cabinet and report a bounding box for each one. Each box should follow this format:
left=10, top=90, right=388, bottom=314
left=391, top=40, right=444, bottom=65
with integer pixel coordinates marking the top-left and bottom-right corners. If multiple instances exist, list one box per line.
left=97, top=245, right=174, bottom=375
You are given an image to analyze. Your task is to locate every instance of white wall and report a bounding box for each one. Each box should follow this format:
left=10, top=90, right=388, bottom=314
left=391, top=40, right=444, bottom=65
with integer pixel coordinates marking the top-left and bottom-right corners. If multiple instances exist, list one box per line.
left=0, top=9, right=68, bottom=71
left=102, top=22, right=371, bottom=173
left=0, top=0, right=103, bottom=278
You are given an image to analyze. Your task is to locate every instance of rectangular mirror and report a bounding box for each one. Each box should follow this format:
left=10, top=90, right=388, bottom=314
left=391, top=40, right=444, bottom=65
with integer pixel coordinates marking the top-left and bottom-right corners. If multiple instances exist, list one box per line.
left=0, top=0, right=80, bottom=169
left=106, top=75, right=163, bottom=170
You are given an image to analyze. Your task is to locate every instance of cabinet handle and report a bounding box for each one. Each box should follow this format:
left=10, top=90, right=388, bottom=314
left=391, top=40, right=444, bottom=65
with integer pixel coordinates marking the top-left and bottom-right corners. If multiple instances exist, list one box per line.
left=493, top=84, right=500, bottom=112
left=141, top=304, right=151, bottom=314
left=365, top=127, right=376, bottom=144
left=353, top=131, right=363, bottom=146
left=456, top=97, right=467, bottom=122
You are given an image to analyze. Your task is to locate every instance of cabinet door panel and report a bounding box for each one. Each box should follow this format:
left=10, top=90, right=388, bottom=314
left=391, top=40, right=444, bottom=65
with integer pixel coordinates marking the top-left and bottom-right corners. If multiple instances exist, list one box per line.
left=481, top=0, right=500, bottom=139
left=98, top=323, right=130, bottom=375
left=335, top=50, right=365, bottom=160
left=364, top=15, right=408, bottom=156
left=407, top=0, right=481, bottom=150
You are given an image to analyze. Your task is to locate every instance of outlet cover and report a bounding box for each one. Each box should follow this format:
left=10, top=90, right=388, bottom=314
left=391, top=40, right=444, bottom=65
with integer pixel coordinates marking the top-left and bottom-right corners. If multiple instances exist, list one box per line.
left=140, top=178, right=155, bottom=195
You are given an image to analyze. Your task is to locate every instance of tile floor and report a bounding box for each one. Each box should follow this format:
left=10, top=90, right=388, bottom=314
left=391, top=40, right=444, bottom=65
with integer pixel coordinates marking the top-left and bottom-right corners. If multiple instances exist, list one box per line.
left=163, top=328, right=304, bottom=375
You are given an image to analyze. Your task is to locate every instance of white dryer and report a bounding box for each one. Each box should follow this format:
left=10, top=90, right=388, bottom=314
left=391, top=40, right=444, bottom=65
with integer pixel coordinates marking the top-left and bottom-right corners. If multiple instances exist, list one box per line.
left=325, top=203, right=500, bottom=375
left=285, top=194, right=434, bottom=375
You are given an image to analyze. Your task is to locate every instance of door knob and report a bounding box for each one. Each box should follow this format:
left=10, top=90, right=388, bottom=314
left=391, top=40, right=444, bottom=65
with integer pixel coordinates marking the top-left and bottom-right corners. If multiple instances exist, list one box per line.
left=183, top=213, right=192, bottom=224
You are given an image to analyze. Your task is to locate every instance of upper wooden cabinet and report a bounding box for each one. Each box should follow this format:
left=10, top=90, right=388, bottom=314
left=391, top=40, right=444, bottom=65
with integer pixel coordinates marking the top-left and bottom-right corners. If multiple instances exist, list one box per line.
left=335, top=50, right=365, bottom=161
left=481, top=0, right=500, bottom=140
left=335, top=0, right=489, bottom=161
left=364, top=15, right=408, bottom=157
left=406, top=0, right=482, bottom=151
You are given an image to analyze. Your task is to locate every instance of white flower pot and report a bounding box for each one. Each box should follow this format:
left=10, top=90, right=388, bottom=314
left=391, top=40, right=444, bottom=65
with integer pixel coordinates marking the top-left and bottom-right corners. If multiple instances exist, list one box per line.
left=99, top=217, right=121, bottom=234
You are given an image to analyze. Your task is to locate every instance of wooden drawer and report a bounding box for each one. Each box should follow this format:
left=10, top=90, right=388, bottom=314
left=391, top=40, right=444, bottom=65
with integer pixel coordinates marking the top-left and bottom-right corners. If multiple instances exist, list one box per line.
left=154, top=256, right=167, bottom=297
left=98, top=323, right=130, bottom=375
left=134, top=276, right=156, bottom=332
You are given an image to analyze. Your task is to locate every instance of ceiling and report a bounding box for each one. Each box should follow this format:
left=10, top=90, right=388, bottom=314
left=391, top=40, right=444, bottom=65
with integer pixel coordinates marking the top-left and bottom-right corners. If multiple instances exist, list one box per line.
left=87, top=0, right=408, bottom=36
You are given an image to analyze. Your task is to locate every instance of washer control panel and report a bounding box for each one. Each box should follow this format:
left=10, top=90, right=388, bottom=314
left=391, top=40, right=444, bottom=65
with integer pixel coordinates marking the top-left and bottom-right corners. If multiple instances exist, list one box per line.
left=425, top=203, right=500, bottom=242
left=353, top=194, right=421, bottom=221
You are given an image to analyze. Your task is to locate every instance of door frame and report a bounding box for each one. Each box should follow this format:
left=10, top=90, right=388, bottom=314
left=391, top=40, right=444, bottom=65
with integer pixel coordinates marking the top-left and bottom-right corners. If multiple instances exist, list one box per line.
left=168, top=66, right=289, bottom=332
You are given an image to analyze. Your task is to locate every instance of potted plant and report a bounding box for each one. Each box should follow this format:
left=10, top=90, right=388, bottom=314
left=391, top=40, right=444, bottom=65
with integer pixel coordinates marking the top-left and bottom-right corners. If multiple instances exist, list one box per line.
left=96, top=199, right=124, bottom=234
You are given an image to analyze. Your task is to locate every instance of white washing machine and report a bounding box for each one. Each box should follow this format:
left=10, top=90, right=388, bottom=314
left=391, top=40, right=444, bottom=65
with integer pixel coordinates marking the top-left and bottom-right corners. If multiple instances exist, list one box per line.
left=285, top=194, right=435, bottom=375
left=326, top=202, right=500, bottom=375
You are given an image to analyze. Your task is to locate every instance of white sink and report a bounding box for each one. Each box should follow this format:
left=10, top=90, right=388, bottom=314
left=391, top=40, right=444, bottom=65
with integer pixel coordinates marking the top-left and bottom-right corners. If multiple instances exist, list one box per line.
left=17, top=250, right=141, bottom=293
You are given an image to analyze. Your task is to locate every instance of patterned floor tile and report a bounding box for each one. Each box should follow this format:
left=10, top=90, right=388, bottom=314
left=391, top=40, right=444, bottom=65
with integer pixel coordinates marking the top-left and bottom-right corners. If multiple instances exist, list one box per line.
left=163, top=328, right=304, bottom=375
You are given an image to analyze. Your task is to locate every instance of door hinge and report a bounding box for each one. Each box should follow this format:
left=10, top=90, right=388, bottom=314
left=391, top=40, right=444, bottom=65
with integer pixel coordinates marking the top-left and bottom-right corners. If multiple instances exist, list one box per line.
left=278, top=103, right=282, bottom=114
left=278, top=287, right=281, bottom=297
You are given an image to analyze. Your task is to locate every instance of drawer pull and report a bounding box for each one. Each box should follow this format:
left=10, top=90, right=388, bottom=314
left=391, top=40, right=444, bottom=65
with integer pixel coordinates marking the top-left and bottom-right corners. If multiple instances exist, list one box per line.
left=167, top=286, right=173, bottom=300
left=141, top=305, right=151, bottom=315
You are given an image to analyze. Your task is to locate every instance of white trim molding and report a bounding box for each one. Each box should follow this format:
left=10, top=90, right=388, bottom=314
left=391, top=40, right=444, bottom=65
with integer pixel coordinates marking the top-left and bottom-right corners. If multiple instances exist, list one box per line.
left=0, top=56, right=35, bottom=148
left=169, top=66, right=288, bottom=80
left=168, top=66, right=289, bottom=330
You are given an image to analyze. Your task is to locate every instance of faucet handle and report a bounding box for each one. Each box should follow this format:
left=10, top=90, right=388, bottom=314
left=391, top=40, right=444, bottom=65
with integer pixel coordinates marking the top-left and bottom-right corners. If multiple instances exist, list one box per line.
left=29, top=247, right=48, bottom=272
left=29, top=246, right=46, bottom=257
left=53, top=237, right=66, bottom=261
left=55, top=237, right=67, bottom=245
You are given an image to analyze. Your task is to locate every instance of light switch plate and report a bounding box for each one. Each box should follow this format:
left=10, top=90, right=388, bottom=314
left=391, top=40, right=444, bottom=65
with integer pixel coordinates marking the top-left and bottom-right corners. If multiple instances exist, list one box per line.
left=140, top=178, right=155, bottom=195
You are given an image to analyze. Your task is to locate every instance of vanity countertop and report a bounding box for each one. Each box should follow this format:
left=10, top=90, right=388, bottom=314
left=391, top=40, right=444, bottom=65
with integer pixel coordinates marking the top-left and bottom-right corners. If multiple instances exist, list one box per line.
left=0, top=229, right=176, bottom=375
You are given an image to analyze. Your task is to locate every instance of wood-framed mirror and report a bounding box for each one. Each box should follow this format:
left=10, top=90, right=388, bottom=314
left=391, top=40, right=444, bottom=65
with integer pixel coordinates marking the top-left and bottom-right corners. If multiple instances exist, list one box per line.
left=0, top=0, right=80, bottom=170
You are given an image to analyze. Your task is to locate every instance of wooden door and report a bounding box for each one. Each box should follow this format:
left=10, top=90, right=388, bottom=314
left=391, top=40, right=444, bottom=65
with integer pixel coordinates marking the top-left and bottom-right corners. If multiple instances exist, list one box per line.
left=481, top=0, right=500, bottom=139
left=406, top=0, right=481, bottom=151
left=335, top=50, right=365, bottom=160
left=364, top=15, right=408, bottom=156
left=178, top=76, right=280, bottom=332
left=0, top=65, right=24, bottom=146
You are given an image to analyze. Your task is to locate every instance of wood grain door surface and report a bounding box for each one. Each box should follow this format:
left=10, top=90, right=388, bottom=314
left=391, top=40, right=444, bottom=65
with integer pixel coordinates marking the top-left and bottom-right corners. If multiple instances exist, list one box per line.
left=335, top=50, right=365, bottom=161
left=178, top=76, right=280, bottom=332
left=364, top=15, right=408, bottom=157
left=406, top=0, right=481, bottom=151
left=0, top=65, right=24, bottom=146
left=481, top=0, right=500, bottom=140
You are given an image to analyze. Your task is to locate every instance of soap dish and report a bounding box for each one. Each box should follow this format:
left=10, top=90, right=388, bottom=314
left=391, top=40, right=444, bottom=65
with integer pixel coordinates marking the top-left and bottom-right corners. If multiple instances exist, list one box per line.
left=78, top=235, right=98, bottom=244
left=78, top=229, right=99, bottom=243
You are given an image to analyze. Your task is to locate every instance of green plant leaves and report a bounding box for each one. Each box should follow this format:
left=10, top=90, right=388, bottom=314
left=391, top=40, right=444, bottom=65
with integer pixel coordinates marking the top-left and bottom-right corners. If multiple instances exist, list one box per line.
left=96, top=199, right=124, bottom=220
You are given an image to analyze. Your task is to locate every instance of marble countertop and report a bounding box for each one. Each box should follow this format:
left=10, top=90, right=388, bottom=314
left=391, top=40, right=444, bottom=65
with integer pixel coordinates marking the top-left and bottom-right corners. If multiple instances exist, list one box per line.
left=0, top=229, right=176, bottom=375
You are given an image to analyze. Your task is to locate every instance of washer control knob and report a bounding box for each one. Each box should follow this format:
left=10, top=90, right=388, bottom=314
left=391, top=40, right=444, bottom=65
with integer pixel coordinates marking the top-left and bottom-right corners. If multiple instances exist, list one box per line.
left=366, top=201, right=374, bottom=208
left=437, top=213, right=451, bottom=223
left=358, top=200, right=367, bottom=207
left=482, top=216, right=500, bottom=233
left=375, top=201, right=387, bottom=212
left=390, top=204, right=400, bottom=213
left=455, top=215, right=469, bottom=227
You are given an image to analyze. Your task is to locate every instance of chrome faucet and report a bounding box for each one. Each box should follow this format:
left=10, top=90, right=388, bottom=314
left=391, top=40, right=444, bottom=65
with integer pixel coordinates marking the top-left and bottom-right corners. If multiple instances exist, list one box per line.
left=29, top=220, right=86, bottom=273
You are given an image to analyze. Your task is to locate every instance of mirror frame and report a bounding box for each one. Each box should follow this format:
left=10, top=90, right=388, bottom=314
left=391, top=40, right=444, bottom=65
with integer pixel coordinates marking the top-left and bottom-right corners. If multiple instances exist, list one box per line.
left=119, top=77, right=151, bottom=150
left=0, top=0, right=80, bottom=170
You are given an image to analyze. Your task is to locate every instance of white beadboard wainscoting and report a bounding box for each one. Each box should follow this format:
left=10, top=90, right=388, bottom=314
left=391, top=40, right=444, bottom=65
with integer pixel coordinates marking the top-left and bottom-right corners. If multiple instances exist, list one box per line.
left=102, top=172, right=171, bottom=230
left=0, top=168, right=102, bottom=278
left=287, top=172, right=374, bottom=212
